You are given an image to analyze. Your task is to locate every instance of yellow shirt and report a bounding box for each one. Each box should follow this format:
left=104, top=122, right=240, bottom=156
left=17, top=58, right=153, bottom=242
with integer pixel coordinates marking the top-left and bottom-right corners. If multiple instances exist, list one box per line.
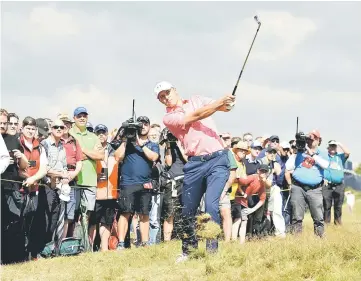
left=229, top=152, right=246, bottom=201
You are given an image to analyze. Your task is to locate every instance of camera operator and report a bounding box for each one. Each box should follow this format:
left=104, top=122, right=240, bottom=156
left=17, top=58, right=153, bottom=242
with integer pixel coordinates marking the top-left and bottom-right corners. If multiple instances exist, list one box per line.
left=114, top=116, right=159, bottom=249
left=285, top=130, right=330, bottom=237
left=159, top=127, right=187, bottom=242
left=322, top=140, right=350, bottom=225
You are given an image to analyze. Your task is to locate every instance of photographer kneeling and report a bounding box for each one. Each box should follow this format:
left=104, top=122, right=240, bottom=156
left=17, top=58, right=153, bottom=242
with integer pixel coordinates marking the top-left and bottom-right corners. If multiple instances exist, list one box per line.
left=114, top=116, right=159, bottom=249
left=285, top=130, right=330, bottom=237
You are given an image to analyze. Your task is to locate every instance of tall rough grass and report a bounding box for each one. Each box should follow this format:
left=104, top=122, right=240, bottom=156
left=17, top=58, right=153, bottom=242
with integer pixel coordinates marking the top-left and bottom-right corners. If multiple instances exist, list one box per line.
left=2, top=200, right=361, bottom=281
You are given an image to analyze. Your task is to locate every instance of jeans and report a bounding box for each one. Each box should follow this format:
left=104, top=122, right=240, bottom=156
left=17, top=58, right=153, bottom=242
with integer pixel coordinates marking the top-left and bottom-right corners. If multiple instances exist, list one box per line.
left=149, top=193, right=162, bottom=245
left=322, top=183, right=345, bottom=225
left=290, top=184, right=324, bottom=237
left=181, top=150, right=229, bottom=255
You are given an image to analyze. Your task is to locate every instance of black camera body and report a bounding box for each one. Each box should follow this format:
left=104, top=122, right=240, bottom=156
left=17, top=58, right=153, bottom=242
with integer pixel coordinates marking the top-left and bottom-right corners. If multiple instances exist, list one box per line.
left=122, top=119, right=143, bottom=142
left=159, top=127, right=178, bottom=145
left=295, top=132, right=307, bottom=152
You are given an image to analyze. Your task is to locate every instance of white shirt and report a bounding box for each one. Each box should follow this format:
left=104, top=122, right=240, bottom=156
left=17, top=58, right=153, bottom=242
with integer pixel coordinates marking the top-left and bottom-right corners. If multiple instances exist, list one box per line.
left=0, top=134, right=10, bottom=174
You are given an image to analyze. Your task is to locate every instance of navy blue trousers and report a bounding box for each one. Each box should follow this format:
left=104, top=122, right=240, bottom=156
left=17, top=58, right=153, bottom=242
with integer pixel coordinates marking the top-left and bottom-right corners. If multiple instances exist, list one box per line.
left=181, top=150, right=229, bottom=254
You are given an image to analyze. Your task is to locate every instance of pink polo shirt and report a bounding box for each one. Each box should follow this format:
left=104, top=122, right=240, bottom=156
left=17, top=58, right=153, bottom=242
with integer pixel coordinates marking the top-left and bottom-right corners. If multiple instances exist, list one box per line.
left=163, top=95, right=225, bottom=157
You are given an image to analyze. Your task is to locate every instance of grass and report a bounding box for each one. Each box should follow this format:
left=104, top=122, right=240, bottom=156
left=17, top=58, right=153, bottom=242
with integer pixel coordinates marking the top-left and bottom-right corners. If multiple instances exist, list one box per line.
left=2, top=199, right=361, bottom=281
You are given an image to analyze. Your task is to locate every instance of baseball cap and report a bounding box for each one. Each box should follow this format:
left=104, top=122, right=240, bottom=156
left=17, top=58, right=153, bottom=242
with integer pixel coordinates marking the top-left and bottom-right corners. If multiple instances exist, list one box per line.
left=220, top=132, right=231, bottom=139
left=308, top=129, right=321, bottom=140
left=328, top=140, right=338, bottom=146
left=22, top=116, right=37, bottom=127
left=137, top=116, right=150, bottom=124
left=35, top=118, right=50, bottom=137
left=73, top=107, right=88, bottom=117
left=258, top=164, right=270, bottom=172
left=280, top=141, right=291, bottom=149
left=57, top=113, right=73, bottom=123
left=269, top=135, right=279, bottom=141
left=153, top=81, right=174, bottom=98
left=251, top=140, right=263, bottom=149
left=266, top=145, right=277, bottom=153
left=94, top=124, right=108, bottom=133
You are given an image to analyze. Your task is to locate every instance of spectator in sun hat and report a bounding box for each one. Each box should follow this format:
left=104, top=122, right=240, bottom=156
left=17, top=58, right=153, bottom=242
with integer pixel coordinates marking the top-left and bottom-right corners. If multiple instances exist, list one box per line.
left=322, top=139, right=351, bottom=225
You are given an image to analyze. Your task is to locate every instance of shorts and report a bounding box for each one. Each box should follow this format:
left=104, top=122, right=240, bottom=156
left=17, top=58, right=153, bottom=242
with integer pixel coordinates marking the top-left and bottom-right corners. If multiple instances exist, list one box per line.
left=219, top=193, right=231, bottom=209
left=231, top=203, right=248, bottom=221
left=162, top=180, right=183, bottom=219
left=65, top=187, right=80, bottom=220
left=89, top=200, right=120, bottom=226
left=118, top=184, right=152, bottom=215
left=76, top=186, right=96, bottom=212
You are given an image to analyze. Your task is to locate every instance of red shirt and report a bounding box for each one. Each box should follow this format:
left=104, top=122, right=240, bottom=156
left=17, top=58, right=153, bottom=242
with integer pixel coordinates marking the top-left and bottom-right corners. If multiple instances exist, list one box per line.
left=60, top=136, right=83, bottom=167
left=163, top=95, right=225, bottom=156
left=235, top=174, right=266, bottom=207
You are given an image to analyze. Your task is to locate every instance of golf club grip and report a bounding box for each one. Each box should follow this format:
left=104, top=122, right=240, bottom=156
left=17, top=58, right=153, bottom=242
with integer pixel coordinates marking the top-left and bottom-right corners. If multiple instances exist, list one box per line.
left=232, top=85, right=238, bottom=96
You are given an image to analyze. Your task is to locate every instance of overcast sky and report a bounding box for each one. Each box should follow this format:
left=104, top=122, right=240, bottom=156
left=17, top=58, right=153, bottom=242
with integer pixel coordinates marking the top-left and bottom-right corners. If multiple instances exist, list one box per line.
left=1, top=2, right=360, bottom=164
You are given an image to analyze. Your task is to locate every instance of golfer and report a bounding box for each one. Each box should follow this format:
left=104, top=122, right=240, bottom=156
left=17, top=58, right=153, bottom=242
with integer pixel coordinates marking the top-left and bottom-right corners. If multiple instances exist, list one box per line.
left=154, top=81, right=235, bottom=263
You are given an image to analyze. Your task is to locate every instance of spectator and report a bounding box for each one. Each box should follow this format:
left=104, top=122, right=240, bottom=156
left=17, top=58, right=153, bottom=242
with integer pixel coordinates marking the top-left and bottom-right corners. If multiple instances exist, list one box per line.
left=69, top=107, right=105, bottom=250
left=35, top=118, right=50, bottom=141
left=232, top=164, right=270, bottom=244
left=0, top=134, right=10, bottom=173
left=6, top=113, right=20, bottom=136
left=322, top=140, right=350, bottom=225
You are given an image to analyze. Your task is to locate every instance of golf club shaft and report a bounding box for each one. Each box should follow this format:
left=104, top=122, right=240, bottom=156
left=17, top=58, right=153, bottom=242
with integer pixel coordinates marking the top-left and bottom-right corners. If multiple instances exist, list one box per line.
left=232, top=21, right=261, bottom=96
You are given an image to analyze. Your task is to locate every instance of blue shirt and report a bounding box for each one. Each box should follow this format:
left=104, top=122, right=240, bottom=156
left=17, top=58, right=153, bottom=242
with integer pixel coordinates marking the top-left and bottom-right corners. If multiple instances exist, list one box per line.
left=323, top=153, right=346, bottom=184
left=291, top=149, right=327, bottom=186
left=120, top=141, right=160, bottom=186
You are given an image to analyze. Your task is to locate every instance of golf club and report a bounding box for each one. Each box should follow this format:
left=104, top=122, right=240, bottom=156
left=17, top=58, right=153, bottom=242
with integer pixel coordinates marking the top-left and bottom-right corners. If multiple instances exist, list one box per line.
left=231, top=15, right=262, bottom=96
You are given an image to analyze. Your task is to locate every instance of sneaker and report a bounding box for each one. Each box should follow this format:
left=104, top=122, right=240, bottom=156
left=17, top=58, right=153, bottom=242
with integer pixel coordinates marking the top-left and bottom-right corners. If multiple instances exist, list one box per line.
left=116, top=241, right=126, bottom=251
left=175, top=253, right=189, bottom=263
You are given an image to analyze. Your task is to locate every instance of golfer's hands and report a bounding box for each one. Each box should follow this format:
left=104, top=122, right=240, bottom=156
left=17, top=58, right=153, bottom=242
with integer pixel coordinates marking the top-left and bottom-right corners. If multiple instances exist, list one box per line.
left=218, top=95, right=236, bottom=112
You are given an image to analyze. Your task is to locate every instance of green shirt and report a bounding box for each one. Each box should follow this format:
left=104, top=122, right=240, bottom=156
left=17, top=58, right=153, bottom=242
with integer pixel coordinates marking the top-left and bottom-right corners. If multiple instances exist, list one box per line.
left=69, top=125, right=101, bottom=187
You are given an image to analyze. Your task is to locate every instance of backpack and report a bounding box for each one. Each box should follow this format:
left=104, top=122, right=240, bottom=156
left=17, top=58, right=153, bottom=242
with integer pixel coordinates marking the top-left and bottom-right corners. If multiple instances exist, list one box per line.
left=40, top=235, right=84, bottom=258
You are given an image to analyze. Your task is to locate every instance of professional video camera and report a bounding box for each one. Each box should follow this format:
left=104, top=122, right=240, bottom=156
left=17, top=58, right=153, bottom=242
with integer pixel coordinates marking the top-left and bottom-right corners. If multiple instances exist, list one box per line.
left=159, top=127, right=178, bottom=145
left=295, top=132, right=308, bottom=152
left=109, top=99, right=143, bottom=150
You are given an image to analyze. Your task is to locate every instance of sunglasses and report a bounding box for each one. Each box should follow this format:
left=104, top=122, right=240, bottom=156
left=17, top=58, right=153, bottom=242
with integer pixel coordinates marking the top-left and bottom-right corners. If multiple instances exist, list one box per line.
left=8, top=122, right=19, bottom=126
left=52, top=126, right=65, bottom=130
left=271, top=139, right=280, bottom=143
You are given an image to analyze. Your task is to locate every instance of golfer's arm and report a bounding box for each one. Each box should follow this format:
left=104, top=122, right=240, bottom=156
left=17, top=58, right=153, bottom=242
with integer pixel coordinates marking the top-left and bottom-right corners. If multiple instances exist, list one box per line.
left=184, top=100, right=222, bottom=125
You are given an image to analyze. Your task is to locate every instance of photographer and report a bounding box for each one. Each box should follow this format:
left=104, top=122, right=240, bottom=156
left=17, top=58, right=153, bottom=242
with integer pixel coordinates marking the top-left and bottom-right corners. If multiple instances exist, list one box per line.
left=114, top=116, right=159, bottom=249
left=160, top=127, right=187, bottom=242
left=285, top=130, right=330, bottom=237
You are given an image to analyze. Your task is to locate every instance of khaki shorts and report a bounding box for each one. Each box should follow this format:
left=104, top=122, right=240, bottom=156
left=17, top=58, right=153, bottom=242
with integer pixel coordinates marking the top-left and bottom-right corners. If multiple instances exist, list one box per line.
left=77, top=186, right=96, bottom=212
left=219, top=193, right=231, bottom=209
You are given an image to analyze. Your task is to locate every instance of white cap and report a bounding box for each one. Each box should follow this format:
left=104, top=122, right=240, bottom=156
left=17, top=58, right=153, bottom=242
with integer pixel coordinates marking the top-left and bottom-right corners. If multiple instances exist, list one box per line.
left=280, top=141, right=291, bottom=149
left=251, top=140, right=263, bottom=148
left=153, top=81, right=174, bottom=98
